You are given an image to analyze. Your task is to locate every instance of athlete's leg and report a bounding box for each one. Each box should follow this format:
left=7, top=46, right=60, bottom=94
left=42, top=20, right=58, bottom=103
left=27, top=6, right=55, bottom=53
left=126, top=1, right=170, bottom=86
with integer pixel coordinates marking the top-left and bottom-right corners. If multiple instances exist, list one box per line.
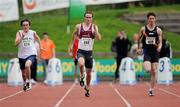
left=31, top=58, right=37, bottom=81
left=78, top=57, right=85, bottom=78
left=84, top=55, right=93, bottom=97
left=74, top=58, right=78, bottom=83
left=150, top=62, right=158, bottom=89
left=22, top=69, right=28, bottom=91
left=143, top=61, right=151, bottom=72
left=25, top=59, right=33, bottom=90
left=20, top=69, right=26, bottom=81
left=84, top=68, right=91, bottom=97
left=85, top=68, right=91, bottom=89
left=78, top=57, right=85, bottom=87
left=144, top=61, right=154, bottom=96
left=19, top=59, right=27, bottom=82
left=19, top=58, right=29, bottom=91
left=25, top=60, right=32, bottom=81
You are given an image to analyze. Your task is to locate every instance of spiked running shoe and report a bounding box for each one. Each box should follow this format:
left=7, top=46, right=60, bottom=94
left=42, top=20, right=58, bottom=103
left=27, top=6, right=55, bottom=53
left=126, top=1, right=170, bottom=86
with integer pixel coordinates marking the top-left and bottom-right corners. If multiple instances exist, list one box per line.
left=27, top=82, right=32, bottom=91
left=148, top=90, right=155, bottom=96
left=23, top=82, right=32, bottom=91
left=79, top=76, right=84, bottom=87
left=84, top=86, right=90, bottom=97
left=23, top=83, right=27, bottom=91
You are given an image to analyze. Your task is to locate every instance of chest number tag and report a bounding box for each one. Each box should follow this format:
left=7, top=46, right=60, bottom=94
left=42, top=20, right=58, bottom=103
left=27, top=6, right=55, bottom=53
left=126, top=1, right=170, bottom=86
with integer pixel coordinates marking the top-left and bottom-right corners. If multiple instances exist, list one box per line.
left=146, top=37, right=155, bottom=44
left=82, top=38, right=90, bottom=46
left=22, top=39, right=31, bottom=47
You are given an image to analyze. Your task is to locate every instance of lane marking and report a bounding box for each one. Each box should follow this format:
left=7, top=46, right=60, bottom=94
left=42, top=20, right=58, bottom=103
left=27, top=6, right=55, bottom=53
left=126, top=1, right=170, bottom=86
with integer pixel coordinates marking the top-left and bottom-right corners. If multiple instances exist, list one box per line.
left=54, top=83, right=75, bottom=107
left=110, top=83, right=132, bottom=107
left=145, top=82, right=180, bottom=98
left=0, top=84, right=38, bottom=102
left=159, top=88, right=180, bottom=98
left=0, top=90, right=23, bottom=101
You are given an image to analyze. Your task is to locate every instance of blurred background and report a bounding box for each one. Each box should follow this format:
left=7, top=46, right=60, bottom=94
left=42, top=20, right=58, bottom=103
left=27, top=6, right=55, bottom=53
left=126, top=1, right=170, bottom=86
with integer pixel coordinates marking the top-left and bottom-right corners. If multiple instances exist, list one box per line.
left=0, top=0, right=180, bottom=82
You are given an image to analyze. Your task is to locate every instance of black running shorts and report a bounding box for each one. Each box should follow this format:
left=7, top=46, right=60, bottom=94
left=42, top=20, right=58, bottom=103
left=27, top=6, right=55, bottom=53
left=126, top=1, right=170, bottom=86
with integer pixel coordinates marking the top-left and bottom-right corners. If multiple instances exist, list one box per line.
left=19, top=55, right=37, bottom=70
left=143, top=49, right=159, bottom=63
left=77, top=49, right=93, bottom=69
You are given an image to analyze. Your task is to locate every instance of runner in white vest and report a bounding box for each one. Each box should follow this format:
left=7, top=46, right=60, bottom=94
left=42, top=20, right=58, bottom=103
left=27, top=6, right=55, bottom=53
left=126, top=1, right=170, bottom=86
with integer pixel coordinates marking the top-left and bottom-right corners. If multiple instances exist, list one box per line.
left=15, top=19, right=41, bottom=91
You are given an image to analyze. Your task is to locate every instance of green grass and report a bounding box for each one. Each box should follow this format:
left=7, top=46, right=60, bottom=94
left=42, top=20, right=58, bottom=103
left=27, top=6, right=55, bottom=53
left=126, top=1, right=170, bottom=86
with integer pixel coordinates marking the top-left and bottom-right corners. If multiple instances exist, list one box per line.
left=0, top=4, right=180, bottom=57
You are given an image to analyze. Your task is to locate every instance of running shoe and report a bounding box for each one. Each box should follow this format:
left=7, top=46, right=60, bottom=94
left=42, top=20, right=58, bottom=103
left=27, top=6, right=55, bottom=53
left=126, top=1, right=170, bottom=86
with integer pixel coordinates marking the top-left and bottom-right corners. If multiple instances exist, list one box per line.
left=79, top=76, right=84, bottom=87
left=23, top=83, right=27, bottom=91
left=26, top=82, right=32, bottom=91
left=148, top=90, right=155, bottom=96
left=84, top=86, right=90, bottom=97
left=31, top=79, right=37, bottom=84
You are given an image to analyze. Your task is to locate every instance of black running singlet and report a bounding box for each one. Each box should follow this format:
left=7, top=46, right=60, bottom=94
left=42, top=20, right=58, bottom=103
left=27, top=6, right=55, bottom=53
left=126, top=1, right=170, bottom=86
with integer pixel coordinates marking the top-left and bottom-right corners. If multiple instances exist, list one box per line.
left=142, top=26, right=159, bottom=51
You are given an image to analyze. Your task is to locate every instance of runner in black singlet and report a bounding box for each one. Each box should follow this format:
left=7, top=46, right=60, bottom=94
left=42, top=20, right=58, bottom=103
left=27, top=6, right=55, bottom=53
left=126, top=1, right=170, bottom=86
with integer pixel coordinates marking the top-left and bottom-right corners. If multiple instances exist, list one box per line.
left=137, top=12, right=162, bottom=96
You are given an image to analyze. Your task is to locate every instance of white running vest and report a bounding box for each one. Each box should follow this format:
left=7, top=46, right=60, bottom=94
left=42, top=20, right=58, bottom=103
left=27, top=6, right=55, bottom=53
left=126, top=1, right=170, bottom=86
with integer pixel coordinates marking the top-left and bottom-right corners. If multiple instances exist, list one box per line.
left=18, top=30, right=37, bottom=59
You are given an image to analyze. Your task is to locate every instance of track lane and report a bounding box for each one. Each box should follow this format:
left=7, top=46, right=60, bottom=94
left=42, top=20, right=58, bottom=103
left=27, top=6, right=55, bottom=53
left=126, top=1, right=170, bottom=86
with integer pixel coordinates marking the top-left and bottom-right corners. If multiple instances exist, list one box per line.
left=0, top=83, right=22, bottom=98
left=0, top=83, right=73, bottom=107
left=113, top=82, right=180, bottom=107
left=59, top=82, right=126, bottom=107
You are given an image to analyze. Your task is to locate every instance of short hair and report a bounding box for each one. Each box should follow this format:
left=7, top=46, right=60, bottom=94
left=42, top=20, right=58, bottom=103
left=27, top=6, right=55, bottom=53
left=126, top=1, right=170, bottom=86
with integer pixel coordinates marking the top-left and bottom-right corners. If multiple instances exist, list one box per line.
left=84, top=11, right=93, bottom=17
left=147, top=12, right=156, bottom=18
left=42, top=32, right=49, bottom=35
left=20, top=19, right=31, bottom=26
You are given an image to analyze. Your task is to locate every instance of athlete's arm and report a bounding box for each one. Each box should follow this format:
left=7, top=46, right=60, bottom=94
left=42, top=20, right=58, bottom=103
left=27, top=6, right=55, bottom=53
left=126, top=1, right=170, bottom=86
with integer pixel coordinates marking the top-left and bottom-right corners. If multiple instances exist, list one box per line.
left=15, top=32, right=23, bottom=46
left=137, top=27, right=144, bottom=54
left=137, top=26, right=144, bottom=49
left=68, top=24, right=79, bottom=56
left=157, top=27, right=163, bottom=52
left=94, top=25, right=101, bottom=40
left=34, top=32, right=42, bottom=53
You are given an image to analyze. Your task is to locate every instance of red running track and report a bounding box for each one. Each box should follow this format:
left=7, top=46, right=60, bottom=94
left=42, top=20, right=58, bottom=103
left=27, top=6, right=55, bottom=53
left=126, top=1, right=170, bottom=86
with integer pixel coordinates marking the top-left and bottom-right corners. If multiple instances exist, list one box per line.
left=0, top=82, right=179, bottom=107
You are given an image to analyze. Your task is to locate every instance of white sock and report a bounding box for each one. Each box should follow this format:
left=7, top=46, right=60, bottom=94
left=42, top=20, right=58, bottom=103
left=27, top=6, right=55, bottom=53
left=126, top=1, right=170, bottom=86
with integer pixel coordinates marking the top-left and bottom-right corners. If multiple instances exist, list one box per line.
left=149, top=88, right=154, bottom=91
left=26, top=79, right=31, bottom=83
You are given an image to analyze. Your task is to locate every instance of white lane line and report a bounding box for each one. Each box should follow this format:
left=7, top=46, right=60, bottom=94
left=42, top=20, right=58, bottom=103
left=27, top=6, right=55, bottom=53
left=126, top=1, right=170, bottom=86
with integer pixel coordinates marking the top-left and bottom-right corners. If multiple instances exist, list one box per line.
left=145, top=82, right=180, bottom=98
left=110, top=83, right=132, bottom=107
left=0, top=90, right=23, bottom=101
left=0, top=84, right=38, bottom=102
left=159, top=88, right=180, bottom=98
left=54, top=83, right=75, bottom=107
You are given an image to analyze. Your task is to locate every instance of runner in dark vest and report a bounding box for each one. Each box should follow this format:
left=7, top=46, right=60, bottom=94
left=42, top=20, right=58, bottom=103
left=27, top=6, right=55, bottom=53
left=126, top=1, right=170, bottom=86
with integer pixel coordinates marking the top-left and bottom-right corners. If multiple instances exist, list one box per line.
left=137, top=12, right=163, bottom=96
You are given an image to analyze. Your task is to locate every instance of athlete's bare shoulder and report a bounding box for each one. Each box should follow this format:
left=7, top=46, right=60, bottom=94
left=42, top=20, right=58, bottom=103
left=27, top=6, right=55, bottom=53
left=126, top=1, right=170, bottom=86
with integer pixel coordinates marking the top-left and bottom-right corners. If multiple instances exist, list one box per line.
left=156, top=27, right=162, bottom=36
left=141, top=26, right=145, bottom=31
left=75, top=24, right=81, bottom=29
left=157, top=27, right=162, bottom=32
left=139, top=26, right=145, bottom=34
left=73, top=24, right=81, bottom=34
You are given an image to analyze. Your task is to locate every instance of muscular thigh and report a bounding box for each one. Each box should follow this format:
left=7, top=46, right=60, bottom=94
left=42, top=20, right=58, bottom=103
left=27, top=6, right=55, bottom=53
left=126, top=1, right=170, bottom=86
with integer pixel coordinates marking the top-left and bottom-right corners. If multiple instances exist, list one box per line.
left=25, top=55, right=36, bottom=67
left=77, top=49, right=93, bottom=69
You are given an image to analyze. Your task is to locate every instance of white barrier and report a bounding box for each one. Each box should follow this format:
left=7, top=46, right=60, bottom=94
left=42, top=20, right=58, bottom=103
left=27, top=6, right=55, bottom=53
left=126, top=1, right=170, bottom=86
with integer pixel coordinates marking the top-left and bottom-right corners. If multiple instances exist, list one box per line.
left=45, top=58, right=63, bottom=86
left=84, top=59, right=98, bottom=85
left=119, top=57, right=136, bottom=85
left=157, top=57, right=173, bottom=85
left=7, top=58, right=23, bottom=86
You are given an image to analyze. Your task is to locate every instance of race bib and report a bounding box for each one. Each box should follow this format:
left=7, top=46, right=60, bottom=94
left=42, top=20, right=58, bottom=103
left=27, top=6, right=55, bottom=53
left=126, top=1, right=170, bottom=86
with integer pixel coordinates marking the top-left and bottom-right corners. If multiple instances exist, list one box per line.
left=79, top=37, right=94, bottom=50
left=146, top=37, right=155, bottom=44
left=22, top=39, right=31, bottom=47
left=81, top=38, right=91, bottom=46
